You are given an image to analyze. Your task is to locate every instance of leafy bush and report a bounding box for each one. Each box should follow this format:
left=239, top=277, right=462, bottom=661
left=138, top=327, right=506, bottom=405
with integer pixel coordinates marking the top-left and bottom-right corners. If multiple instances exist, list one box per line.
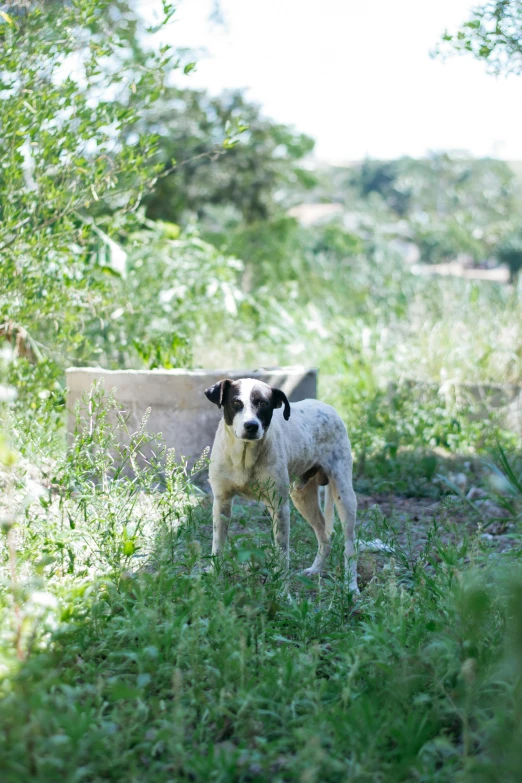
left=496, top=229, right=522, bottom=282
left=0, top=0, right=176, bottom=401
left=414, top=218, right=487, bottom=265
left=439, top=0, right=522, bottom=76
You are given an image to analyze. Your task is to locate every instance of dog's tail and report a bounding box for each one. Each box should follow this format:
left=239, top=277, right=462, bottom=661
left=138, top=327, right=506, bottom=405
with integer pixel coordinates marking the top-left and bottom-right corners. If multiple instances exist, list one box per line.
left=324, top=485, right=335, bottom=536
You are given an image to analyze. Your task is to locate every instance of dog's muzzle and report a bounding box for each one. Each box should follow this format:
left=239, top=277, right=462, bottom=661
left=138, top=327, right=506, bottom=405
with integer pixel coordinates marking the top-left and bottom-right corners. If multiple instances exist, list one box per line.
left=241, top=420, right=262, bottom=440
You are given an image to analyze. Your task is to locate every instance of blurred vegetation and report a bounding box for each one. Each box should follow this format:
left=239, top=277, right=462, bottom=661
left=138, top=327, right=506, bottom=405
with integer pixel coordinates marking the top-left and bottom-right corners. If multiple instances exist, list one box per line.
left=1, top=0, right=521, bottom=454
left=497, top=228, right=522, bottom=282
left=140, top=87, right=315, bottom=225
left=327, top=153, right=521, bottom=266
left=439, top=0, right=522, bottom=76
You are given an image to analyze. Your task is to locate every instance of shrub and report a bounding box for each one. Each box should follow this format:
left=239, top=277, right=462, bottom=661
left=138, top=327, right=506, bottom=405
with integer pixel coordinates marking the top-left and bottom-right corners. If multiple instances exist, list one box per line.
left=496, top=229, right=522, bottom=282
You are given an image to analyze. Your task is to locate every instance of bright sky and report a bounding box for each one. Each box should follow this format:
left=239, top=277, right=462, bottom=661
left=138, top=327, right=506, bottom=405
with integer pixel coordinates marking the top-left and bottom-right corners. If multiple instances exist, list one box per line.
left=154, top=0, right=522, bottom=161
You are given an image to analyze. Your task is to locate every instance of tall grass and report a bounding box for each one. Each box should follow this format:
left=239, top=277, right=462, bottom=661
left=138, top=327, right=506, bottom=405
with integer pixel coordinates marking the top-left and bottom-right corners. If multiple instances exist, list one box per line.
left=205, top=263, right=522, bottom=389
left=1, top=388, right=522, bottom=781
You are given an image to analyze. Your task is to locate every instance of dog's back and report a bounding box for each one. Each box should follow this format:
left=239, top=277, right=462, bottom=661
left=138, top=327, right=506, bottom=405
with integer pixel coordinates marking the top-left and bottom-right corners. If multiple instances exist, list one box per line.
left=268, top=398, right=352, bottom=479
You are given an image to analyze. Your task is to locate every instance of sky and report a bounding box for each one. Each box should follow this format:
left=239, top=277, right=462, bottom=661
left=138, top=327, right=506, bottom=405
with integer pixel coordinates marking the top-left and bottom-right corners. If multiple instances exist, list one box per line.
left=152, top=0, right=522, bottom=162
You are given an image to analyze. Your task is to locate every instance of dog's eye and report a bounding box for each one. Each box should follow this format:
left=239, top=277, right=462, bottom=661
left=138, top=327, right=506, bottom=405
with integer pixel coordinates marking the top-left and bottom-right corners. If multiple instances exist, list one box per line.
left=232, top=400, right=243, bottom=410
left=258, top=400, right=269, bottom=408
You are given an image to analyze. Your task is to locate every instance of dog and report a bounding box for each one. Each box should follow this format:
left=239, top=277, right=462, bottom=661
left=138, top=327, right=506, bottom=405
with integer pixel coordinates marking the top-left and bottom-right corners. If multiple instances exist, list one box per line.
left=204, top=377, right=360, bottom=592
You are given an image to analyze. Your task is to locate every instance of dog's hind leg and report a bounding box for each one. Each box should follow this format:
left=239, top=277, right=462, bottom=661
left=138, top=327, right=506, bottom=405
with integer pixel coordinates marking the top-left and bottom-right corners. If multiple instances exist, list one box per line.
left=328, top=470, right=359, bottom=593
left=291, top=480, right=332, bottom=576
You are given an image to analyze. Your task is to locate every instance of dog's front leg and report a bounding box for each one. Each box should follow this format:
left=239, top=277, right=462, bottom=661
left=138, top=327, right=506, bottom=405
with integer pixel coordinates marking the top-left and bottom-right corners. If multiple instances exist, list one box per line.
left=211, top=495, right=232, bottom=557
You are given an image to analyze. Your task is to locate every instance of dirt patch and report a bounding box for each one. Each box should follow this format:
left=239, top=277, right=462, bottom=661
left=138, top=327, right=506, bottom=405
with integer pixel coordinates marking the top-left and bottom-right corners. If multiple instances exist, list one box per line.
left=197, top=492, right=520, bottom=569
left=358, top=493, right=519, bottom=556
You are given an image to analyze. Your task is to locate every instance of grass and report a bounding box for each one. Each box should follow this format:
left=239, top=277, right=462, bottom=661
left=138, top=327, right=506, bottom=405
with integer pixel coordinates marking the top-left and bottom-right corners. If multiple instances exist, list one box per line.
left=1, top=388, right=522, bottom=781
left=2, top=505, right=522, bottom=781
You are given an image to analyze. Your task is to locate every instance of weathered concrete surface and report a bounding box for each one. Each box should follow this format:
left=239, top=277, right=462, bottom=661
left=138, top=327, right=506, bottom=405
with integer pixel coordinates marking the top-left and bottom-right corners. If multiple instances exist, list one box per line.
left=66, top=367, right=318, bottom=467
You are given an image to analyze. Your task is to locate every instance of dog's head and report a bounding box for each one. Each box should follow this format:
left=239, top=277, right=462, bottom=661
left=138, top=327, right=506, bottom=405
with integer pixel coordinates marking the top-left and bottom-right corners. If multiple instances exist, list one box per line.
left=204, top=378, right=290, bottom=441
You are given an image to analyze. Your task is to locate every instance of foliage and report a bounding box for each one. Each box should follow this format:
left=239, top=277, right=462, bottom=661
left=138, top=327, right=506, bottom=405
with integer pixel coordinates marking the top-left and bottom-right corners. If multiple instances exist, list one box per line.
left=140, top=87, right=316, bottom=225
left=78, top=222, right=255, bottom=371
left=0, top=0, right=307, bottom=403
left=212, top=215, right=306, bottom=291
left=413, top=217, right=487, bottom=265
left=435, top=3, right=522, bottom=270
left=350, top=154, right=518, bottom=221
left=0, top=0, right=319, bottom=407
left=496, top=227, right=522, bottom=282
left=0, top=0, right=175, bottom=352
left=346, top=154, right=520, bottom=265
left=1, top=390, right=522, bottom=781
left=0, top=0, right=176, bottom=380
left=439, top=0, right=522, bottom=75
left=353, top=158, right=412, bottom=216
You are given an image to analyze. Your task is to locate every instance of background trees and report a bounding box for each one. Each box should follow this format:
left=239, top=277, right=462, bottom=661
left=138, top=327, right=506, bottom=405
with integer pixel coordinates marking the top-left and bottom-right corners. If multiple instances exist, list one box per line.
left=140, top=88, right=315, bottom=226
left=439, top=0, right=522, bottom=75
left=439, top=0, right=522, bottom=277
left=0, top=0, right=314, bottom=401
left=2, top=0, right=522, bottom=417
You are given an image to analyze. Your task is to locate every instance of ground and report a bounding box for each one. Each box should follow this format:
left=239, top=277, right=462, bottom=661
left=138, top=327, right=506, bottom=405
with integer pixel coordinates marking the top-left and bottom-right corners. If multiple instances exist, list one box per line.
left=196, top=483, right=518, bottom=581
left=1, top=457, right=522, bottom=781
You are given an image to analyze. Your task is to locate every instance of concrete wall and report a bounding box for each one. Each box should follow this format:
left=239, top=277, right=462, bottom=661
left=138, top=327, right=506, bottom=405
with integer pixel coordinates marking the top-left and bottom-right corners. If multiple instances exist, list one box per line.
left=66, top=367, right=318, bottom=467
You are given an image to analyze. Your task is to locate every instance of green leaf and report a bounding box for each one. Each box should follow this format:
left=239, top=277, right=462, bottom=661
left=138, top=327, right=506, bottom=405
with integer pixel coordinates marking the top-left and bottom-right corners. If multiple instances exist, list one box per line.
left=0, top=11, right=16, bottom=26
left=137, top=673, right=151, bottom=688
left=110, top=682, right=140, bottom=701
left=183, top=62, right=196, bottom=74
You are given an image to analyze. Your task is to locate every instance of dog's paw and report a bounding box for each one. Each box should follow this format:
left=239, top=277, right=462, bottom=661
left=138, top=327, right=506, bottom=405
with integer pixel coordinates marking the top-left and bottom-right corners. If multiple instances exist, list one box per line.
left=302, top=565, right=323, bottom=577
left=346, top=579, right=361, bottom=596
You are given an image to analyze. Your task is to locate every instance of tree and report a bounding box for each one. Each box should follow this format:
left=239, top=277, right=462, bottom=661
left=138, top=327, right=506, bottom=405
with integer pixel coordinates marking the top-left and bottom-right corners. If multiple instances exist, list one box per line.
left=439, top=0, right=522, bottom=75
left=438, top=2, right=522, bottom=271
left=351, top=154, right=517, bottom=221
left=353, top=159, right=412, bottom=217
left=496, top=229, right=522, bottom=281
left=0, top=0, right=178, bottom=375
left=139, top=88, right=315, bottom=225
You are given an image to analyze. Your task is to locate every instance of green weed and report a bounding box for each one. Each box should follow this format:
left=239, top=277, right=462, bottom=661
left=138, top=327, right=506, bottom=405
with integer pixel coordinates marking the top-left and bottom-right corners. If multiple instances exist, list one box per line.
left=1, top=390, right=522, bottom=781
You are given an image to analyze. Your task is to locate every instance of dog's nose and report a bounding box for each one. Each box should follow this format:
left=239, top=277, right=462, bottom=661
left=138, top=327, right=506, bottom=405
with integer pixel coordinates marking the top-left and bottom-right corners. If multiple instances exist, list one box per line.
left=244, top=420, right=259, bottom=435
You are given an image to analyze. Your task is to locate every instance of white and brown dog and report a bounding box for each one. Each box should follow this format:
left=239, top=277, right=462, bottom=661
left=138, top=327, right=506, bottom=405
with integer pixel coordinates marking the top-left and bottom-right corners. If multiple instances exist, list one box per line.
left=204, top=377, right=360, bottom=591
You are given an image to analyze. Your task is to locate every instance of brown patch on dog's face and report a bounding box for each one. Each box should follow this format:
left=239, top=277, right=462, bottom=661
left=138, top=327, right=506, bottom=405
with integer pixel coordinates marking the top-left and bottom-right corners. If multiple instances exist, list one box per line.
left=221, top=381, right=243, bottom=427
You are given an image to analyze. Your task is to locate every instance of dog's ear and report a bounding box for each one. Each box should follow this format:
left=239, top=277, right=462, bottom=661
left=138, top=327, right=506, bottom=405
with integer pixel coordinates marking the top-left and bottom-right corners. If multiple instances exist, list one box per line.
left=204, top=379, right=233, bottom=409
left=272, top=387, right=291, bottom=421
